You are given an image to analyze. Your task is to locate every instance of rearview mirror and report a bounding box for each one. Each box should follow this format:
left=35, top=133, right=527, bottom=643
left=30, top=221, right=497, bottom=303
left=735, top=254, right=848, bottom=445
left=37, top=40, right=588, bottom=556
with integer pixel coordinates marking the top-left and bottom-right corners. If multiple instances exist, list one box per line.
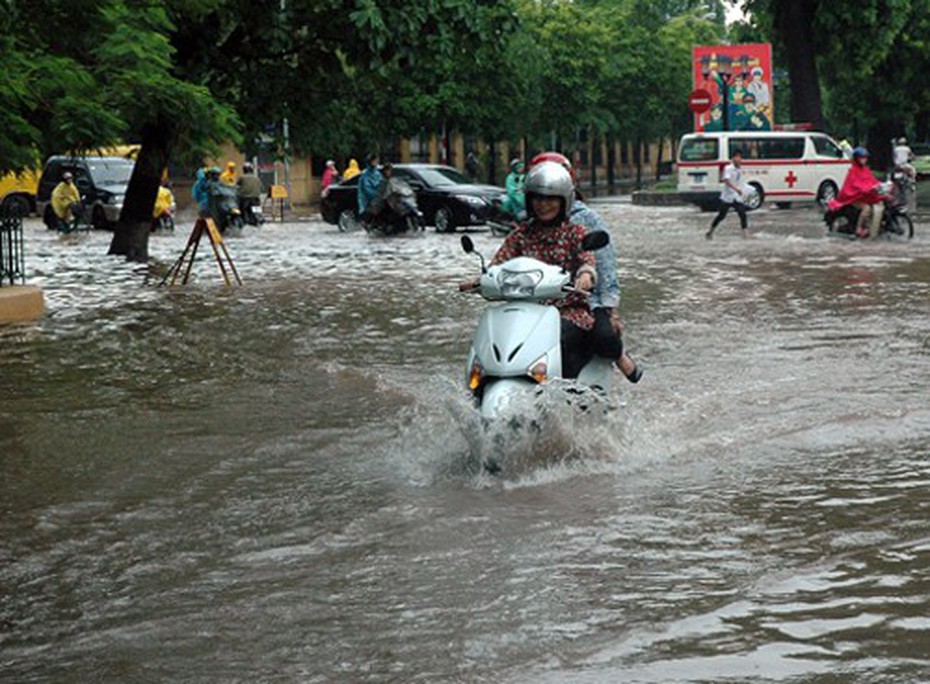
left=581, top=231, right=609, bottom=251
left=461, top=234, right=487, bottom=272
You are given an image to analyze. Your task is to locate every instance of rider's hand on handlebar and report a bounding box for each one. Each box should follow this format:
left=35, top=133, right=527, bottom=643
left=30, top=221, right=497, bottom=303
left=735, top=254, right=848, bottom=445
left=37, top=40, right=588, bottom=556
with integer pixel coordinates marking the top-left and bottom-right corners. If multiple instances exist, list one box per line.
left=575, top=272, right=594, bottom=292
left=459, top=277, right=480, bottom=292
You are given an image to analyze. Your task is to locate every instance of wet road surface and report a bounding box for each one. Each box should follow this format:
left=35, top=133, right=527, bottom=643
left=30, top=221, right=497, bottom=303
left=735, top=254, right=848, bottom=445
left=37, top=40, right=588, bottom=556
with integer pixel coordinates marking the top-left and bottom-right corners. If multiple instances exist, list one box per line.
left=2, top=202, right=930, bottom=682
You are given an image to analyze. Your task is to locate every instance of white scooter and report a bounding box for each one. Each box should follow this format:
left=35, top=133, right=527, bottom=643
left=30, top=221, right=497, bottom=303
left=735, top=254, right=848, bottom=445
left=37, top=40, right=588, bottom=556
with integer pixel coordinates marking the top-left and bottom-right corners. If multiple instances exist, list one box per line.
left=460, top=233, right=614, bottom=421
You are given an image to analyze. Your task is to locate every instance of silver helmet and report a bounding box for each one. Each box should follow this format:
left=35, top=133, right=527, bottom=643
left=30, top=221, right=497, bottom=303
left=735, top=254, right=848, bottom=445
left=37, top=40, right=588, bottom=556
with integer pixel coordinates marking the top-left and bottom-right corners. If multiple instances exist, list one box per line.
left=524, top=161, right=574, bottom=221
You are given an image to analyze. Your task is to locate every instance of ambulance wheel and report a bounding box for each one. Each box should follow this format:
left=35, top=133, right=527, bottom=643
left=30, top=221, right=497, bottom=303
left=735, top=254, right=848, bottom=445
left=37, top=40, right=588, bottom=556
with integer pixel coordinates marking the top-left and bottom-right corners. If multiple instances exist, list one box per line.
left=817, top=180, right=838, bottom=209
left=745, top=183, right=764, bottom=210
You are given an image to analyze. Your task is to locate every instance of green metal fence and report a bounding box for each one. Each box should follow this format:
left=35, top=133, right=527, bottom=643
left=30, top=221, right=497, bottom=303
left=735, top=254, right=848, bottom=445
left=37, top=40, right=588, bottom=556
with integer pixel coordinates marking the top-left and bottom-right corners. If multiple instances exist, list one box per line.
left=1, top=205, right=26, bottom=286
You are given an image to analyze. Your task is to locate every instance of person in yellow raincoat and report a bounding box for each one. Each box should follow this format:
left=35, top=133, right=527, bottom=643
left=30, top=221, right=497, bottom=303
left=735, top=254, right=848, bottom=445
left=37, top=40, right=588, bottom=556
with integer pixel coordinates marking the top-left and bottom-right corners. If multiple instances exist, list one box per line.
left=152, top=181, right=175, bottom=219
left=51, top=171, right=82, bottom=229
left=220, top=161, right=237, bottom=185
left=342, top=158, right=361, bottom=181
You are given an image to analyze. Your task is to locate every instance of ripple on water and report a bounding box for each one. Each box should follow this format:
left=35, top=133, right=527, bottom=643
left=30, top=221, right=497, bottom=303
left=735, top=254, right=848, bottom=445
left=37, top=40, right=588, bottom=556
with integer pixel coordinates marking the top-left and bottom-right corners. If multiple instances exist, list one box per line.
left=6, top=210, right=930, bottom=682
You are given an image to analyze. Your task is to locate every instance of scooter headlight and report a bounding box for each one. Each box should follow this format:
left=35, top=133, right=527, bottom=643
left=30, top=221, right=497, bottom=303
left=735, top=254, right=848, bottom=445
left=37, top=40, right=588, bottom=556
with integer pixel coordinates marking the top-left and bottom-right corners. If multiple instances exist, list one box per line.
left=527, top=355, right=548, bottom=384
left=468, top=359, right=484, bottom=393
left=498, top=269, right=543, bottom=298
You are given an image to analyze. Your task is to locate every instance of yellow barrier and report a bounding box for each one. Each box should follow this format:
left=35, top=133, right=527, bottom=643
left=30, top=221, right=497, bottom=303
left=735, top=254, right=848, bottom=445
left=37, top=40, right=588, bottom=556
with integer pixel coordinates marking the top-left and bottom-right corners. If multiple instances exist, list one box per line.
left=269, top=184, right=288, bottom=221
left=0, top=286, right=45, bottom=322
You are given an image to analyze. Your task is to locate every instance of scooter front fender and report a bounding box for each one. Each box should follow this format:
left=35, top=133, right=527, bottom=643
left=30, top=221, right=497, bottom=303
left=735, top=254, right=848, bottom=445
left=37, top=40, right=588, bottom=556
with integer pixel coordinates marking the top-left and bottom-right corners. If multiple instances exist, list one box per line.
left=480, top=378, right=536, bottom=420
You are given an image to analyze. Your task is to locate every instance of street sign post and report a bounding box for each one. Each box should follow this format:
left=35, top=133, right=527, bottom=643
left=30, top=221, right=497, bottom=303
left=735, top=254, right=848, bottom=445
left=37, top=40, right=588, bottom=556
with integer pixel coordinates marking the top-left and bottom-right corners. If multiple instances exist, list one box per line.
left=688, top=89, right=712, bottom=114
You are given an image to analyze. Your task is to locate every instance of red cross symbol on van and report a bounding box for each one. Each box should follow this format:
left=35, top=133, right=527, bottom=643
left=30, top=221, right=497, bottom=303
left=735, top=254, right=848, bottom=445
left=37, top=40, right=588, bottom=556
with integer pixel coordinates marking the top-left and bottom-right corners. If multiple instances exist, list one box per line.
left=785, top=170, right=798, bottom=188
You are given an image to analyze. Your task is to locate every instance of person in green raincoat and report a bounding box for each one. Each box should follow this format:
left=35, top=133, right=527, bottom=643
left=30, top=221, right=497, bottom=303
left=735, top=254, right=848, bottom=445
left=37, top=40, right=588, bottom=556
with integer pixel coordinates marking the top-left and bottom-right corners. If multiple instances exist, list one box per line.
left=502, top=158, right=526, bottom=218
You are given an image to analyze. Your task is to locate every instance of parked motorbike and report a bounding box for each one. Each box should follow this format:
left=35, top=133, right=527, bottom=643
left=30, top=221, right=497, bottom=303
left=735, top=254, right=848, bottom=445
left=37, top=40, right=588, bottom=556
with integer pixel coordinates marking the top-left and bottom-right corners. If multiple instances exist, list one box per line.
left=824, top=172, right=914, bottom=240
left=460, top=231, right=613, bottom=424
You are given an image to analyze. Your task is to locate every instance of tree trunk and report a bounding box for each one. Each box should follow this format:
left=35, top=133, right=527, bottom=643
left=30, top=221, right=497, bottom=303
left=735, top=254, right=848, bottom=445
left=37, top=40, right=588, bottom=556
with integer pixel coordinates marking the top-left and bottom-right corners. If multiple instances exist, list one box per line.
left=655, top=138, right=664, bottom=180
left=606, top=132, right=616, bottom=189
left=868, top=118, right=898, bottom=172
left=775, top=0, right=824, bottom=130
left=108, top=120, right=175, bottom=262
left=589, top=131, right=597, bottom=196
left=634, top=136, right=643, bottom=190
left=916, top=110, right=930, bottom=144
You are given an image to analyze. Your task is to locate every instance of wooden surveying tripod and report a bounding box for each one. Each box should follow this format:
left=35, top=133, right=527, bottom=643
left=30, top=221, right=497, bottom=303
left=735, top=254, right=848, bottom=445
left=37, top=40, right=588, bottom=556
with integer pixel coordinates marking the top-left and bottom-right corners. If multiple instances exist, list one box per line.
left=160, top=217, right=242, bottom=287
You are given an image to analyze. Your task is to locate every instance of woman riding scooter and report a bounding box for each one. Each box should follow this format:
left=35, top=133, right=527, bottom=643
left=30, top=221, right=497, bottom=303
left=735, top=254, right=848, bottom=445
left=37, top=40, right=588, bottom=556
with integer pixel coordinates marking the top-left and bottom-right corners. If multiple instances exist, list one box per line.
left=461, top=161, right=598, bottom=378
left=529, top=151, right=641, bottom=383
left=827, top=147, right=887, bottom=238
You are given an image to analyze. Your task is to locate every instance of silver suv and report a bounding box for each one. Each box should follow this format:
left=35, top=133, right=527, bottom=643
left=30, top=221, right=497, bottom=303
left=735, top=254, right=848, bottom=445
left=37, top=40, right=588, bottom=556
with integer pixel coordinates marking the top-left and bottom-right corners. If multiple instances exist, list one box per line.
left=37, top=156, right=134, bottom=230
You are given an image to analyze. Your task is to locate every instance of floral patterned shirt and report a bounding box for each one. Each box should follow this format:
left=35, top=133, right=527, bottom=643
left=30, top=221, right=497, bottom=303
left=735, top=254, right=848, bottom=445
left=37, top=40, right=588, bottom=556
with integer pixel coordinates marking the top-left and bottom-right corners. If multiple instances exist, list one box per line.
left=490, top=219, right=598, bottom=329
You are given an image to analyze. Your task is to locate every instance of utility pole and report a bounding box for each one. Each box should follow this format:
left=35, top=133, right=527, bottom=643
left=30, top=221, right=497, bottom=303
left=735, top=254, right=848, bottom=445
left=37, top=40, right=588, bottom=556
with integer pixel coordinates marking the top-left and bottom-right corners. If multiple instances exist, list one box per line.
left=281, top=0, right=291, bottom=208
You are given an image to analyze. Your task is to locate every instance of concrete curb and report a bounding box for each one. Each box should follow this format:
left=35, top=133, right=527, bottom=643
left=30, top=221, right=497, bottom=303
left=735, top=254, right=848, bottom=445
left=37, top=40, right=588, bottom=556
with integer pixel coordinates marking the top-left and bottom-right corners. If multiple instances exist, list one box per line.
left=0, top=286, right=45, bottom=323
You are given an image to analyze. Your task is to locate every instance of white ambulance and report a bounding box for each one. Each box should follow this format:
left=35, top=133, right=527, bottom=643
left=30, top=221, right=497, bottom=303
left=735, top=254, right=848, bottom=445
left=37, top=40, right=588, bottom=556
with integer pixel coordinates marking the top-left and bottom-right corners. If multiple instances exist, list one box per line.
left=676, top=131, right=850, bottom=210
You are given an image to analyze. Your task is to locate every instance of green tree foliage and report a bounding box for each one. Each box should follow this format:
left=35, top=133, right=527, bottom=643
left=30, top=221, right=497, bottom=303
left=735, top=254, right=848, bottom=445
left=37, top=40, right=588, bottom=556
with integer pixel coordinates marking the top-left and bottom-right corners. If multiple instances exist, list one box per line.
left=519, top=0, right=613, bottom=142
left=100, top=2, right=240, bottom=261
left=203, top=0, right=522, bottom=158
left=504, top=0, right=721, bottom=167
left=738, top=0, right=930, bottom=165
left=4, top=0, right=741, bottom=264
left=0, top=2, right=126, bottom=173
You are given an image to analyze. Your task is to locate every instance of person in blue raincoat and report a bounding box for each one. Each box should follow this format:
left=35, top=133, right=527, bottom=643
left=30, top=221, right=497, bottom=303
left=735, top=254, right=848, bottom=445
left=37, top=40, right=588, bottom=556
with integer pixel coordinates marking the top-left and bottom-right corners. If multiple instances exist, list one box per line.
left=192, top=166, right=223, bottom=220
left=357, top=152, right=383, bottom=219
left=192, top=167, right=210, bottom=214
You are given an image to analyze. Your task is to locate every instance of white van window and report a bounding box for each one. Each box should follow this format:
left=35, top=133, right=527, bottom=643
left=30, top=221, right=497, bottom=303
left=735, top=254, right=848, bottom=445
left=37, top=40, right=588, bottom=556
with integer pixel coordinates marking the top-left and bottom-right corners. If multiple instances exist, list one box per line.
left=812, top=136, right=844, bottom=158
left=729, top=137, right=805, bottom=160
left=680, top=138, right=719, bottom=162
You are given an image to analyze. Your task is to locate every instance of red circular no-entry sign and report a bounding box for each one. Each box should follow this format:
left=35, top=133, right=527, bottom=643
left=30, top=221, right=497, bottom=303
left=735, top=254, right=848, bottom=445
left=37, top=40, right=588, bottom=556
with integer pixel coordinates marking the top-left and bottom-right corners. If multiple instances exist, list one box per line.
left=688, top=89, right=713, bottom=114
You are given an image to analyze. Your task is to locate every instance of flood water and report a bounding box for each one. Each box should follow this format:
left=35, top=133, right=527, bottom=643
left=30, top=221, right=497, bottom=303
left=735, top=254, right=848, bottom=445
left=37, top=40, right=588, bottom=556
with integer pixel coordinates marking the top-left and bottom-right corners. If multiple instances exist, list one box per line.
left=3, top=203, right=930, bottom=682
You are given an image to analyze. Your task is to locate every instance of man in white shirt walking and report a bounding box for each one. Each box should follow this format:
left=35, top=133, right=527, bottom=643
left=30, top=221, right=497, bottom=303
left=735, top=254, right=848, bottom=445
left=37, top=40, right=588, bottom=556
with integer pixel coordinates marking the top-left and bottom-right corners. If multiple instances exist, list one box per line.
left=706, top=150, right=750, bottom=239
left=892, top=137, right=917, bottom=214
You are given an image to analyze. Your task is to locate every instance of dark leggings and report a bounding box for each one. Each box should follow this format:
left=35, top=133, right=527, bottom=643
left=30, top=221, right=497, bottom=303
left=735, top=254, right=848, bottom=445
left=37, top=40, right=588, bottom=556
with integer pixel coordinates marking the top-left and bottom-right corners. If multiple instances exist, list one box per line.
left=711, top=200, right=748, bottom=229
left=561, top=309, right=625, bottom=379
left=591, top=308, right=624, bottom=360
left=560, top=319, right=592, bottom=380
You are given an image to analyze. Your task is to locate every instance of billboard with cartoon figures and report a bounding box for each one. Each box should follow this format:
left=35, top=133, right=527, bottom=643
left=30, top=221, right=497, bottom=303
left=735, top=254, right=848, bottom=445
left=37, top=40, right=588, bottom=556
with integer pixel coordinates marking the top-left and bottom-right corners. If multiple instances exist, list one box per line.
left=692, top=43, right=774, bottom=133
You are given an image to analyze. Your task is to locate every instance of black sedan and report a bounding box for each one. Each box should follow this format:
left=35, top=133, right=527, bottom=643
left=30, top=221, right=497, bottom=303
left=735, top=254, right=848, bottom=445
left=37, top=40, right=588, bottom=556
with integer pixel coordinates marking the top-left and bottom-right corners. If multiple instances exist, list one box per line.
left=320, top=163, right=506, bottom=233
